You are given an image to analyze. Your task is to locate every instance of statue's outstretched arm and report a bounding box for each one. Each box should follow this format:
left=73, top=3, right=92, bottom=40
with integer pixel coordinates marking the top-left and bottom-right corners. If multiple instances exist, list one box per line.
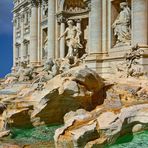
left=58, top=29, right=68, bottom=40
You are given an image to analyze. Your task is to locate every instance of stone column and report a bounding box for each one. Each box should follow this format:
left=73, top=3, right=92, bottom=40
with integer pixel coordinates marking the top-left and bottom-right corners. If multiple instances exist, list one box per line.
left=48, top=0, right=55, bottom=58
left=132, top=0, right=148, bottom=45
left=24, top=12, right=27, bottom=25
left=30, top=1, right=38, bottom=65
left=76, top=19, right=81, bottom=30
left=55, top=0, right=60, bottom=58
left=55, top=20, right=60, bottom=58
left=88, top=0, right=102, bottom=54
left=38, top=3, right=41, bottom=64
left=13, top=15, right=17, bottom=67
left=102, top=0, right=107, bottom=53
left=20, top=10, right=25, bottom=61
left=59, top=17, right=65, bottom=58
left=107, top=0, right=111, bottom=49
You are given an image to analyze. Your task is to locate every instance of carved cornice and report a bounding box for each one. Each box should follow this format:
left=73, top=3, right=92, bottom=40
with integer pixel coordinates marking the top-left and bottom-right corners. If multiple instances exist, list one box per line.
left=13, top=0, right=29, bottom=13
left=30, top=0, right=47, bottom=7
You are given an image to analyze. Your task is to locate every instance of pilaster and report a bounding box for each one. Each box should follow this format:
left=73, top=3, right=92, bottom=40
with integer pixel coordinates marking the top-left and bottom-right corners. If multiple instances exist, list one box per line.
left=58, top=15, right=66, bottom=58
left=47, top=0, right=56, bottom=59
left=13, top=14, right=17, bottom=67
left=132, top=0, right=148, bottom=46
left=30, top=0, right=38, bottom=65
left=88, top=0, right=102, bottom=55
left=20, top=8, right=25, bottom=62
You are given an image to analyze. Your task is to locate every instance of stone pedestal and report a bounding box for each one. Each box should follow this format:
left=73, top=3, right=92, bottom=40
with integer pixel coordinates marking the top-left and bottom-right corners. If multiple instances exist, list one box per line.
left=47, top=0, right=55, bottom=58
left=30, top=5, right=38, bottom=65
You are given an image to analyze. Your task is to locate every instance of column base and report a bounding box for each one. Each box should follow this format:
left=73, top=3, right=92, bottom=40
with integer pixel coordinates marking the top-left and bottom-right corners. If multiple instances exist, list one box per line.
left=138, top=46, right=148, bottom=72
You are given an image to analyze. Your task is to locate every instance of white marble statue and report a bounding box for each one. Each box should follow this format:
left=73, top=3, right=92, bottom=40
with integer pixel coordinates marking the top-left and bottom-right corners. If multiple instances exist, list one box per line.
left=112, top=2, right=131, bottom=46
left=58, top=20, right=83, bottom=58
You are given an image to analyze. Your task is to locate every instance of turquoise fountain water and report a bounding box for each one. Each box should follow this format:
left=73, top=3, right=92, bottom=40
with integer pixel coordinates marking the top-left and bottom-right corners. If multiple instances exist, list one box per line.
left=106, top=130, right=148, bottom=148
left=0, top=126, right=147, bottom=147
left=0, top=125, right=62, bottom=147
left=10, top=124, right=62, bottom=145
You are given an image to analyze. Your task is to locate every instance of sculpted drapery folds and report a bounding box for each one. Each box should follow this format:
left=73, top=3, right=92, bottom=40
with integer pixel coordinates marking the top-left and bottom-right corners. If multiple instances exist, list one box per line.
left=112, top=2, right=131, bottom=47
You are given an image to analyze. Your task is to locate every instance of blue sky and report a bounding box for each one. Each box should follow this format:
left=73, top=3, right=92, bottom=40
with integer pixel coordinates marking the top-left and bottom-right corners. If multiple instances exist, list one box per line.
left=0, top=0, right=13, bottom=78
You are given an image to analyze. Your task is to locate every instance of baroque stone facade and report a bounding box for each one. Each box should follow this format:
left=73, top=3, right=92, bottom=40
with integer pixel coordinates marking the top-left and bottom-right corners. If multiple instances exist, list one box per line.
left=12, top=0, right=148, bottom=77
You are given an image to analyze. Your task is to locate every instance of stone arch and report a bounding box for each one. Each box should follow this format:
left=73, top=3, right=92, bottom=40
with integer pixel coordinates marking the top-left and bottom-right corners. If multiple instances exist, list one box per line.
left=58, top=0, right=86, bottom=12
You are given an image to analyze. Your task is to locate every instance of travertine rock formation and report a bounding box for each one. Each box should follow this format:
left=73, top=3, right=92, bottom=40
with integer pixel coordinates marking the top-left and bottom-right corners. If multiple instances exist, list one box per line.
left=0, top=66, right=147, bottom=148
left=54, top=77, right=148, bottom=148
left=0, top=66, right=104, bottom=131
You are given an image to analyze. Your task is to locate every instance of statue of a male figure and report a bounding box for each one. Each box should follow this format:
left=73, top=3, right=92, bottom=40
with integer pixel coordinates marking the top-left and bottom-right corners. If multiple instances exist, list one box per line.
left=58, top=20, right=83, bottom=58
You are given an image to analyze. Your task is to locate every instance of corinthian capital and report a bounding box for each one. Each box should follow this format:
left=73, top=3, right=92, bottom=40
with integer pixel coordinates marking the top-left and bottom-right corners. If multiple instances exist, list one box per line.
left=30, top=0, right=38, bottom=7
left=57, top=15, right=66, bottom=24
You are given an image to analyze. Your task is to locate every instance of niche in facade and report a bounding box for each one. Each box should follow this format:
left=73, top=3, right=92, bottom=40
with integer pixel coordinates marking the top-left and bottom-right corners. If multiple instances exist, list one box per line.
left=111, top=0, right=131, bottom=48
